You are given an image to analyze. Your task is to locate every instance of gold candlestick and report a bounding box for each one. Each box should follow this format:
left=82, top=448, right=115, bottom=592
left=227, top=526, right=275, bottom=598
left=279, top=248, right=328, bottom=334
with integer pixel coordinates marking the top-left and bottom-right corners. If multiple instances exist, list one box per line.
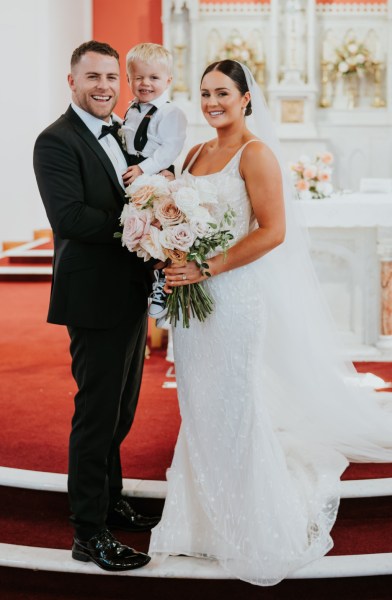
left=173, top=44, right=188, bottom=94
left=319, top=60, right=332, bottom=108
left=254, top=61, right=265, bottom=89
left=345, top=73, right=358, bottom=109
left=372, top=61, right=386, bottom=108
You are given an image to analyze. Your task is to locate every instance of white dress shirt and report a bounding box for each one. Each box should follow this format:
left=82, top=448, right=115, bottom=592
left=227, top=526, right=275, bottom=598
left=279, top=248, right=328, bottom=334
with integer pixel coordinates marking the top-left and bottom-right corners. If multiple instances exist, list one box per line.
left=71, top=102, right=128, bottom=189
left=122, top=90, right=187, bottom=176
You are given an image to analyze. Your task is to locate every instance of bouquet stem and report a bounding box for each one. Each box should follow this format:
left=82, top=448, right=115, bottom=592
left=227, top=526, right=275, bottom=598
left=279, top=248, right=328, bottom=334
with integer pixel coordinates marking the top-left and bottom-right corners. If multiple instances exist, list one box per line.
left=166, top=282, right=214, bottom=328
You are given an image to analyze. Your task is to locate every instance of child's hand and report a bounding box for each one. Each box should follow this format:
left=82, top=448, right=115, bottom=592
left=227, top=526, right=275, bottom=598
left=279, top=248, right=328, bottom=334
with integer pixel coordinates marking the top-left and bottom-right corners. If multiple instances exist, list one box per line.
left=159, top=169, right=175, bottom=181
left=123, top=165, right=143, bottom=186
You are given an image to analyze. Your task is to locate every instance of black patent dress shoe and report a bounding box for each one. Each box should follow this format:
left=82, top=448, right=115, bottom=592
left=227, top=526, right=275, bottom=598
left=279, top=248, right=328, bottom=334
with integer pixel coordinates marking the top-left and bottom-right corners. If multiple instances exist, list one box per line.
left=72, top=528, right=151, bottom=571
left=106, top=498, right=161, bottom=532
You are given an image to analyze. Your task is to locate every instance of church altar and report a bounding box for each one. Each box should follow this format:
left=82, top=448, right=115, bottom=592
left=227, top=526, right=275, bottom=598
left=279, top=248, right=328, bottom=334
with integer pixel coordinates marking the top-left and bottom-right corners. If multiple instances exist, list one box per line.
left=162, top=0, right=392, bottom=358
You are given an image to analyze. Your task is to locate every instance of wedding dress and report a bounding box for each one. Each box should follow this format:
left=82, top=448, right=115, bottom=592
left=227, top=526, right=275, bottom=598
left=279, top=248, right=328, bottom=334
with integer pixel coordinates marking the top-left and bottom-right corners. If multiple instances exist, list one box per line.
left=149, top=66, right=392, bottom=586
left=149, top=143, right=392, bottom=585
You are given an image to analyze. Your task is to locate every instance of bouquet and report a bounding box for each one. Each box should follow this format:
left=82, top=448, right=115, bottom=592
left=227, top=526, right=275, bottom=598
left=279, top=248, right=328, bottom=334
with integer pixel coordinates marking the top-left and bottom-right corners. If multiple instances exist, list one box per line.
left=290, top=152, right=334, bottom=200
left=116, top=174, right=235, bottom=328
left=333, top=37, right=374, bottom=77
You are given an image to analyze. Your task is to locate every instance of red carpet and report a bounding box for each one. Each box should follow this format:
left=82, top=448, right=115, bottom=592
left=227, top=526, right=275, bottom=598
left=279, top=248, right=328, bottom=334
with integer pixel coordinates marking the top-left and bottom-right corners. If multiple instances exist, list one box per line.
left=0, top=281, right=391, bottom=481
left=1, top=567, right=390, bottom=600
left=0, top=485, right=391, bottom=556
left=0, top=282, right=180, bottom=480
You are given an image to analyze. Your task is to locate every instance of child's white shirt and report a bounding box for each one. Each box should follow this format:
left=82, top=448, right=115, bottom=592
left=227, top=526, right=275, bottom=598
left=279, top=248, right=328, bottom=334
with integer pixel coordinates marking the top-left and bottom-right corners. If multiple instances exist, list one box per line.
left=122, top=90, right=187, bottom=175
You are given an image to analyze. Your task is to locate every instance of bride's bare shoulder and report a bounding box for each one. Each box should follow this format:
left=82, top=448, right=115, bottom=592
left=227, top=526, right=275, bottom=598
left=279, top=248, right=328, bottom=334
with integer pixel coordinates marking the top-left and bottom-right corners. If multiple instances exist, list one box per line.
left=240, top=138, right=279, bottom=176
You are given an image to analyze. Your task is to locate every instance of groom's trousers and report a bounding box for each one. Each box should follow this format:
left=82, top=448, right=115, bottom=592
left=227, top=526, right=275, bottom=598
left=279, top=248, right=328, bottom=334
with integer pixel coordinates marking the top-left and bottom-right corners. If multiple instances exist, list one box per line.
left=66, top=282, right=148, bottom=540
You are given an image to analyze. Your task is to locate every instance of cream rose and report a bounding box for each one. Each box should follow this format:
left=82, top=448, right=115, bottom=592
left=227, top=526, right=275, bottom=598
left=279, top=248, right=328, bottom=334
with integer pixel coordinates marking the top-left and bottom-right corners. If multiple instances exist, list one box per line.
left=193, top=178, right=218, bottom=205
left=188, top=206, right=215, bottom=237
left=168, top=179, right=187, bottom=193
left=316, top=182, right=333, bottom=196
left=338, top=61, right=349, bottom=73
left=159, top=223, right=196, bottom=252
left=174, top=187, right=200, bottom=218
left=138, top=226, right=166, bottom=262
left=155, top=196, right=185, bottom=227
left=189, top=218, right=213, bottom=238
left=127, top=173, right=170, bottom=197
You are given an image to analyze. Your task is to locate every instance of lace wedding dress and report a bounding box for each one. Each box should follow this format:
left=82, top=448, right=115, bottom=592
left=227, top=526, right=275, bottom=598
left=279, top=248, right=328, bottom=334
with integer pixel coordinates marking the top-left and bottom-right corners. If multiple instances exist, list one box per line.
left=149, top=142, right=392, bottom=586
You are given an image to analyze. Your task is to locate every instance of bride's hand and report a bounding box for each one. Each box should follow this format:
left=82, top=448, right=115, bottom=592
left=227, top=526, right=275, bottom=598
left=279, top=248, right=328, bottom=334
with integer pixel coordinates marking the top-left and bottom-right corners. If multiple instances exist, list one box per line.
left=164, top=261, right=210, bottom=290
left=159, top=169, right=175, bottom=181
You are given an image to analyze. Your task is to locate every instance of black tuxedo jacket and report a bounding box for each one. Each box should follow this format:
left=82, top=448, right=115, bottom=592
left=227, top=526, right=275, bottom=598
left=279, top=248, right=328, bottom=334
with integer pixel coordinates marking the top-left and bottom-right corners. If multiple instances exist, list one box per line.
left=33, top=106, right=148, bottom=329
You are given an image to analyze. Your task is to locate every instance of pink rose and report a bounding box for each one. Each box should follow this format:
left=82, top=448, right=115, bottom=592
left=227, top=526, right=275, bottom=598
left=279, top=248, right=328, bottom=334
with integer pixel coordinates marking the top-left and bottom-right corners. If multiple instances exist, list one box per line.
left=296, top=179, right=310, bottom=191
left=320, top=152, right=334, bottom=165
left=121, top=207, right=151, bottom=252
left=317, top=170, right=331, bottom=182
left=303, top=166, right=317, bottom=180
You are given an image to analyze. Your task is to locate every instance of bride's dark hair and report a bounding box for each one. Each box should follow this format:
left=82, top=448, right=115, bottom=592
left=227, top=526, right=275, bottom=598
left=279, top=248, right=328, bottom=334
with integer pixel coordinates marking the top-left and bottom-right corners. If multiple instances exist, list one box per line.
left=201, top=60, right=252, bottom=116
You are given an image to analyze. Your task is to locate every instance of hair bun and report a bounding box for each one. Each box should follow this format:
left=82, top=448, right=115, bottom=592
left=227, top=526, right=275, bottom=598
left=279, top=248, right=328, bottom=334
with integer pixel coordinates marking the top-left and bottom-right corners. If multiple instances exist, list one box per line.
left=245, top=102, right=252, bottom=117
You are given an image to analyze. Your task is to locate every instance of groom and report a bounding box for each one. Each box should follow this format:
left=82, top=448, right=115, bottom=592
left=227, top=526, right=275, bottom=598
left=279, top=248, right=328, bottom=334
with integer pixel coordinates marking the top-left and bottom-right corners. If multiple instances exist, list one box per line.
left=33, top=41, right=159, bottom=571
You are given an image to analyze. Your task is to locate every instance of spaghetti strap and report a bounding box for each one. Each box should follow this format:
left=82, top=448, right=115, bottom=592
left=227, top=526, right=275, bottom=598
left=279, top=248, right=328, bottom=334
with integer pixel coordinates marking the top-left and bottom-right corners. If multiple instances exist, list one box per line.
left=187, top=139, right=262, bottom=176
left=185, top=144, right=205, bottom=172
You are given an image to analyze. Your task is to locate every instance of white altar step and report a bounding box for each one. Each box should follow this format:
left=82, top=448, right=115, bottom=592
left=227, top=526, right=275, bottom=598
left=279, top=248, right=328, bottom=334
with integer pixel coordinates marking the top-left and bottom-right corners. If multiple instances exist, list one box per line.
left=1, top=543, right=391, bottom=580
left=1, top=466, right=392, bottom=500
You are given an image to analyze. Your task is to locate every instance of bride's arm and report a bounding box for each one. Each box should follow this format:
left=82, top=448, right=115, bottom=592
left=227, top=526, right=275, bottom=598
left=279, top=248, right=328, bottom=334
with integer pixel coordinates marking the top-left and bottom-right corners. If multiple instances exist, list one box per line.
left=165, top=141, right=285, bottom=287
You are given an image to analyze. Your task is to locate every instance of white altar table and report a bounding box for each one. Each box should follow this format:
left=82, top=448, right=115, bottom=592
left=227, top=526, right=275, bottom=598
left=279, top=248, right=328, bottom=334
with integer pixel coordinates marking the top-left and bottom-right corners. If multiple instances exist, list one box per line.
left=296, top=193, right=392, bottom=360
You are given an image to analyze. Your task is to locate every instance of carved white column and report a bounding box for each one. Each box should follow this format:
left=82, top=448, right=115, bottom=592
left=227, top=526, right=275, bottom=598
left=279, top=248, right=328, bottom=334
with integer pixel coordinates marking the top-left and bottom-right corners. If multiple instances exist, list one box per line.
left=376, top=231, right=392, bottom=351
left=306, top=0, right=316, bottom=86
left=387, top=0, right=392, bottom=109
left=269, top=0, right=279, bottom=85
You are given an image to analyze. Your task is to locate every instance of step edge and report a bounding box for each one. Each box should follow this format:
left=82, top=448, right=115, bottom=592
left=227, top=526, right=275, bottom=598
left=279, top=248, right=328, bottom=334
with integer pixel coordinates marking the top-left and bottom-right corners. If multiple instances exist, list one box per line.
left=0, top=266, right=52, bottom=274
left=0, top=238, right=51, bottom=259
left=0, top=543, right=391, bottom=580
left=1, top=467, right=392, bottom=499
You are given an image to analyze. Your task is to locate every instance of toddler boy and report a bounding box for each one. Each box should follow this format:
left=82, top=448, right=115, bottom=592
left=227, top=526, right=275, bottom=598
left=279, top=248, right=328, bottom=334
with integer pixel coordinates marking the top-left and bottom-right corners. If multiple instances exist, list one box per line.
left=122, top=43, right=187, bottom=319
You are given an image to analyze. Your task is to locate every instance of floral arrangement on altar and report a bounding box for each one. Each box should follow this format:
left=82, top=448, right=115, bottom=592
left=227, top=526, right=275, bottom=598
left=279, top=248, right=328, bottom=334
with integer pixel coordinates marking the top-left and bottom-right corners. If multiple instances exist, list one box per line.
left=216, top=34, right=257, bottom=74
left=333, top=37, right=375, bottom=77
left=115, top=174, right=235, bottom=328
left=290, top=153, right=334, bottom=200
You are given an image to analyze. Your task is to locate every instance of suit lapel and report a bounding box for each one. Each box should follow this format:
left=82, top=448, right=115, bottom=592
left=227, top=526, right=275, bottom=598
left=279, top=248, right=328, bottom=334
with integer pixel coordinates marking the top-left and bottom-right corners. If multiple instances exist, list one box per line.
left=64, top=106, right=126, bottom=205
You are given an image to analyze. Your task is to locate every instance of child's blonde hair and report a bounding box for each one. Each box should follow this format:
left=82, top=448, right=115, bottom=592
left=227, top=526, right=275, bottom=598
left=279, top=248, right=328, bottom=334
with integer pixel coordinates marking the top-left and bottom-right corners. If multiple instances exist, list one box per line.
left=126, top=43, right=173, bottom=75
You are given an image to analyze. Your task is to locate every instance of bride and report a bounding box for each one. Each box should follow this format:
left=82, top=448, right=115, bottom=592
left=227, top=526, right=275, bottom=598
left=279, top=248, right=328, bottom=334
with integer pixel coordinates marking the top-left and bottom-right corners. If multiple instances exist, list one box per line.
left=148, top=60, right=392, bottom=586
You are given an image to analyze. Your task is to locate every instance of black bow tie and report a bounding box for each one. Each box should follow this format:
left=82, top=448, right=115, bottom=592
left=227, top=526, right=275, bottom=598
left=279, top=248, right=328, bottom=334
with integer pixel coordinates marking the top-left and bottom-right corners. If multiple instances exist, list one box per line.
left=130, top=102, right=141, bottom=112
left=98, top=121, right=121, bottom=140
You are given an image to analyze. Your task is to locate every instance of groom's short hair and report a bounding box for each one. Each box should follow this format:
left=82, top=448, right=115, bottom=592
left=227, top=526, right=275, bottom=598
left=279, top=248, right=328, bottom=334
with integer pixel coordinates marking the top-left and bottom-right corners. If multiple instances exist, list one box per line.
left=71, top=41, right=119, bottom=68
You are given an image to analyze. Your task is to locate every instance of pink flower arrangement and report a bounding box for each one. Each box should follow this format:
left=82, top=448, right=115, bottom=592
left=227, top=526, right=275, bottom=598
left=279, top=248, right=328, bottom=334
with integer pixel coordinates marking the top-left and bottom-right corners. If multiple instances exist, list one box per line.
left=115, top=174, right=235, bottom=327
left=290, top=153, right=334, bottom=199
